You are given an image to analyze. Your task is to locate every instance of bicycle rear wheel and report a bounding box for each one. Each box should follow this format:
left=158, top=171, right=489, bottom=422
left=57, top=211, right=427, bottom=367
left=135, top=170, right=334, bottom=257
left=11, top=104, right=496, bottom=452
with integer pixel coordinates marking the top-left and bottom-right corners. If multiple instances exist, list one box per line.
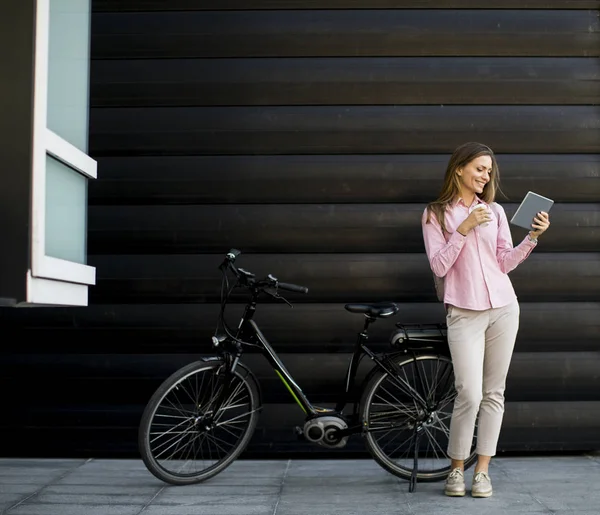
left=139, top=359, right=260, bottom=485
left=361, top=354, right=477, bottom=482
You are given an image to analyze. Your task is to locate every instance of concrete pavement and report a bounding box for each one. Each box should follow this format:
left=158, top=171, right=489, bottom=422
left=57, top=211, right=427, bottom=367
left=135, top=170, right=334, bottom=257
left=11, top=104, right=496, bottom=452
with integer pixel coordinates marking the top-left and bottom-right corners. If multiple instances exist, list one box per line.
left=1, top=455, right=599, bottom=515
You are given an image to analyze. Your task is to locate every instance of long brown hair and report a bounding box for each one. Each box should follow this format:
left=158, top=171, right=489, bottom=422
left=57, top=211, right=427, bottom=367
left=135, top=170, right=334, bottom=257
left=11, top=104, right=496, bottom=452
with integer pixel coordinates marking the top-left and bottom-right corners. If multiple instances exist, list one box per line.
left=425, top=142, right=502, bottom=234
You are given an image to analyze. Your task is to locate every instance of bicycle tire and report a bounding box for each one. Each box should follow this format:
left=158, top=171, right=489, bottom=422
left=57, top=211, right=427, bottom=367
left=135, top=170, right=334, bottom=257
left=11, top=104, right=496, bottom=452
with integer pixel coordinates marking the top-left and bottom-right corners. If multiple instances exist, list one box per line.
left=139, top=359, right=260, bottom=485
left=361, top=354, right=477, bottom=482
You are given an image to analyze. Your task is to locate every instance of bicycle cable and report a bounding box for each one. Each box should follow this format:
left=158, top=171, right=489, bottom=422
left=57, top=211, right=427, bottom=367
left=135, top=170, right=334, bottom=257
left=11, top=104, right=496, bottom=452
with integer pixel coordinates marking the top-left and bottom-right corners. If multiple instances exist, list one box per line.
left=214, top=265, right=263, bottom=349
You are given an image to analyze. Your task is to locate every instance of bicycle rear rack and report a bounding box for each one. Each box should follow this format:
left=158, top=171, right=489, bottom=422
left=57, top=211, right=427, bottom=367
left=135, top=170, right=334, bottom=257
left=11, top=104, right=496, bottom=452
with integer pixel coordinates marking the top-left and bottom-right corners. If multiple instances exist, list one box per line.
left=391, top=323, right=448, bottom=346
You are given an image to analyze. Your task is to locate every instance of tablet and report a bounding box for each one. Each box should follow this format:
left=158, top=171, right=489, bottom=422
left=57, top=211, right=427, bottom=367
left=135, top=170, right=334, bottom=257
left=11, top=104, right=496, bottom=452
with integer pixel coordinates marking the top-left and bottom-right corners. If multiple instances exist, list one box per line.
left=510, top=191, right=554, bottom=230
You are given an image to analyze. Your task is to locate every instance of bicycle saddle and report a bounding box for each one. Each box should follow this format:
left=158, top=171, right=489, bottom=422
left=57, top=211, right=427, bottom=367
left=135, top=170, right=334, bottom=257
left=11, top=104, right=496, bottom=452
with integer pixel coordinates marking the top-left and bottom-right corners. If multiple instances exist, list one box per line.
left=344, top=302, right=399, bottom=318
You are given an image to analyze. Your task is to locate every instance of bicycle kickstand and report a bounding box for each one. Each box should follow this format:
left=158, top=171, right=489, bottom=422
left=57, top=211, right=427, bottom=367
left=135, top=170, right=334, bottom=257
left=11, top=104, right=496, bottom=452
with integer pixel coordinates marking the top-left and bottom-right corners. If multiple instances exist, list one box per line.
left=409, top=425, right=423, bottom=493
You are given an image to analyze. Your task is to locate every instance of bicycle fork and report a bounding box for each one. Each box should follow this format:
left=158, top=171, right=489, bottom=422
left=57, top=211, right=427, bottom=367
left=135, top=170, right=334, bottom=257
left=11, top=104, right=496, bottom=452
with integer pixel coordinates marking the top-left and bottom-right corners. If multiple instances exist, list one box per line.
left=199, top=348, right=242, bottom=428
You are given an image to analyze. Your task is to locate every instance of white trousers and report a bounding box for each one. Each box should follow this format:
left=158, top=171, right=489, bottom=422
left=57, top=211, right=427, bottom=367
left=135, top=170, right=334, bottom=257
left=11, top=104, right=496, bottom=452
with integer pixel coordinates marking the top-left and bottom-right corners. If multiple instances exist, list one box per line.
left=446, top=300, right=520, bottom=460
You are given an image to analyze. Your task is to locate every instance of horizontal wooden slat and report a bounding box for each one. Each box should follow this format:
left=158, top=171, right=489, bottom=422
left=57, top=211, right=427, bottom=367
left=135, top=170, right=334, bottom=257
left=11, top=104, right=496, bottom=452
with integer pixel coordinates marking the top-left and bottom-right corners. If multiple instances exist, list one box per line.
left=88, top=106, right=600, bottom=156
left=92, top=1, right=600, bottom=11
left=4, top=402, right=600, bottom=432
left=1, top=303, right=598, bottom=352
left=89, top=57, right=600, bottom=107
left=89, top=154, right=600, bottom=205
left=90, top=10, right=600, bottom=58
left=86, top=203, right=600, bottom=253
left=3, top=352, right=598, bottom=403
left=3, top=401, right=600, bottom=457
left=85, top=253, right=600, bottom=304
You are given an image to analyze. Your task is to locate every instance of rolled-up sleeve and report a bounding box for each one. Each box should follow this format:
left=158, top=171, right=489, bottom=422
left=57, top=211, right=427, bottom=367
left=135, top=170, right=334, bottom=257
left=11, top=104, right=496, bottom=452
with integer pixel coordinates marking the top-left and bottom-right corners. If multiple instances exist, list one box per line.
left=494, top=203, right=537, bottom=274
left=422, top=208, right=466, bottom=278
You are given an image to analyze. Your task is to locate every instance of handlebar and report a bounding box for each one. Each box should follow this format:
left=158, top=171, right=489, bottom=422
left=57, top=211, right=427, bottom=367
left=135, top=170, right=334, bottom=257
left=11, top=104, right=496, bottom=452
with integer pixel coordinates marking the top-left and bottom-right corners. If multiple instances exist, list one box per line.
left=278, top=282, right=309, bottom=294
left=219, top=249, right=309, bottom=295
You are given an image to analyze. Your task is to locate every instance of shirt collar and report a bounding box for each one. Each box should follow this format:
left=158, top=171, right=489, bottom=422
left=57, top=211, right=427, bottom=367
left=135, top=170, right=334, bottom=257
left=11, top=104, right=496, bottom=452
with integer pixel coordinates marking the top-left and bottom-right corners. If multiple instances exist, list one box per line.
left=454, top=195, right=488, bottom=208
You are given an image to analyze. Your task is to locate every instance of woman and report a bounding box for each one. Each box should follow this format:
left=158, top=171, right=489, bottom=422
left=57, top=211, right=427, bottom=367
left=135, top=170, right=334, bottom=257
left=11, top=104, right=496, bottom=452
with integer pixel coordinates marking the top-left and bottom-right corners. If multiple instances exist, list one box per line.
left=421, top=142, right=550, bottom=498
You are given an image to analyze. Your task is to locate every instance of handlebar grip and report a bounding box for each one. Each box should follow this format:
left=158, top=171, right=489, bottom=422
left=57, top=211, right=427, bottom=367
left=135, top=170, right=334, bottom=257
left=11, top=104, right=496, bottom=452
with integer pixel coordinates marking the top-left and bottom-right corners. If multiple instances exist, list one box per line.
left=278, top=282, right=308, bottom=294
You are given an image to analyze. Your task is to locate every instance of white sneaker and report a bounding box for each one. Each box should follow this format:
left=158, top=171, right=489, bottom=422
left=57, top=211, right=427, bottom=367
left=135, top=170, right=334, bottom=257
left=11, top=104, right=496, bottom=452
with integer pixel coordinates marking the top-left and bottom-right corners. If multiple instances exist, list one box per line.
left=472, top=471, right=493, bottom=498
left=444, top=467, right=466, bottom=497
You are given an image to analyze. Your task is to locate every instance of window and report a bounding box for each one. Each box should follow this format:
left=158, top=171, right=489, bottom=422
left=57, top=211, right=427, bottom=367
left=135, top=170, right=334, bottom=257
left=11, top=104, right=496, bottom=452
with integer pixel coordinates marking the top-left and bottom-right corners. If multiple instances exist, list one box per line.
left=28, top=0, right=96, bottom=306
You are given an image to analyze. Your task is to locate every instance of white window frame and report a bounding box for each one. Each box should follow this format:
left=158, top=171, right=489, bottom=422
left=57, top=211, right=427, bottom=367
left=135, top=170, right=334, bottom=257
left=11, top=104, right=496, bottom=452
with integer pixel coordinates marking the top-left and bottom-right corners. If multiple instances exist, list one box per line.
left=27, top=0, right=96, bottom=305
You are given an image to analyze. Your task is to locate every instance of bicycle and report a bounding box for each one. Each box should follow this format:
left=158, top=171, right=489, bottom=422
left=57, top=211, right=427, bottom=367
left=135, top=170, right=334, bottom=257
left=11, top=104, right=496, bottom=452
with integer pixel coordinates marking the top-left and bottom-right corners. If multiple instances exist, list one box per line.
left=138, top=249, right=478, bottom=492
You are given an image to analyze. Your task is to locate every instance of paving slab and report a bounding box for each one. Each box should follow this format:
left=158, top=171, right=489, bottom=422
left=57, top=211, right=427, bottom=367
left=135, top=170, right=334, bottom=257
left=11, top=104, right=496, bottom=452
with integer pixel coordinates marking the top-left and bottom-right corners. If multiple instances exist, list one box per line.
left=0, top=456, right=598, bottom=515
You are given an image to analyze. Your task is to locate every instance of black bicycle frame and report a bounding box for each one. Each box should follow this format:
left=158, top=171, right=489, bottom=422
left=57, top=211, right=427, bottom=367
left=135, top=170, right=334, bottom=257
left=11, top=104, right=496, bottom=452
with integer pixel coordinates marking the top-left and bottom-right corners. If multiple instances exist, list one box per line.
left=218, top=298, right=433, bottom=427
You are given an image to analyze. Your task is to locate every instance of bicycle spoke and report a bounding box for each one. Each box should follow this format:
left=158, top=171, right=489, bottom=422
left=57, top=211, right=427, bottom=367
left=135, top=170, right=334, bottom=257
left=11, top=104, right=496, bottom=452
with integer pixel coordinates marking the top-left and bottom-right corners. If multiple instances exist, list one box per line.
left=169, top=427, right=199, bottom=465
left=202, top=431, right=231, bottom=456
left=375, top=383, right=422, bottom=420
left=416, top=358, right=431, bottom=403
left=154, top=414, right=192, bottom=421
left=217, top=422, right=243, bottom=440
left=214, top=408, right=260, bottom=428
left=177, top=378, right=202, bottom=408
left=161, top=397, right=196, bottom=418
left=213, top=380, right=246, bottom=424
left=365, top=355, right=478, bottom=479
left=154, top=424, right=197, bottom=460
left=150, top=415, right=194, bottom=445
left=423, top=425, right=448, bottom=459
left=178, top=433, right=201, bottom=475
left=383, top=370, right=429, bottom=409
left=385, top=429, right=418, bottom=459
left=141, top=362, right=258, bottom=483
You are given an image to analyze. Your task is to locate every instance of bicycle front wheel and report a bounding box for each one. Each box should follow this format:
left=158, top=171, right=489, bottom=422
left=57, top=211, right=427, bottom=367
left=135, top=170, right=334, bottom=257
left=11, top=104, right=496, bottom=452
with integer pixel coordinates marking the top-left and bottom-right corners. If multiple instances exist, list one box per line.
left=361, top=354, right=477, bottom=482
left=139, top=359, right=260, bottom=485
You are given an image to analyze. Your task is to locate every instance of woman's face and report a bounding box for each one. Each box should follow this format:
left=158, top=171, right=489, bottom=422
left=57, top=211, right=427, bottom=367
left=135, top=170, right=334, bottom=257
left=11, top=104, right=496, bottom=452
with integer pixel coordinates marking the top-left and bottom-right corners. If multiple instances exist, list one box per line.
left=457, top=155, right=492, bottom=197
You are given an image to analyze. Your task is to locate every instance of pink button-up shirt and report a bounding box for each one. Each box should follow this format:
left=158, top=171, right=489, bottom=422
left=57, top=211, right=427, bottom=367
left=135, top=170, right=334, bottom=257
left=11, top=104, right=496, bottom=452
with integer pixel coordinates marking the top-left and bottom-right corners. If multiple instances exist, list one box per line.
left=422, top=197, right=537, bottom=311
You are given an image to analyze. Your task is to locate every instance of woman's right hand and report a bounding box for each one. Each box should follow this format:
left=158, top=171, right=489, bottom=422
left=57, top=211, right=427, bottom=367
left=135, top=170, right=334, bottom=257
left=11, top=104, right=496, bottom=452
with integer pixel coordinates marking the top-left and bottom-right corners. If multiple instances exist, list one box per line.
left=457, top=206, right=491, bottom=236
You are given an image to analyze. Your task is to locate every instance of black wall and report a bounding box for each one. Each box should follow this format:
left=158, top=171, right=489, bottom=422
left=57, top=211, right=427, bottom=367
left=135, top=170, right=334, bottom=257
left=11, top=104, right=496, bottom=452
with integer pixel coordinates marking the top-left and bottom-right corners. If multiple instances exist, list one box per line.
left=1, top=1, right=599, bottom=458
left=0, top=0, right=35, bottom=305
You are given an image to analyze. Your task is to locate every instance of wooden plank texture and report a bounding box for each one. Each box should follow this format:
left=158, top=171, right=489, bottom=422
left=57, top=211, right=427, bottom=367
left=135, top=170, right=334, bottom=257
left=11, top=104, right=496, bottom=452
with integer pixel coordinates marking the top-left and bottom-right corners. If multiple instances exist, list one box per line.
left=2, top=303, right=598, bottom=353
left=90, top=10, right=600, bottom=58
left=86, top=203, right=600, bottom=253
left=84, top=253, right=600, bottom=304
left=89, top=57, right=600, bottom=107
left=7, top=2, right=598, bottom=459
left=93, top=1, right=600, bottom=10
left=89, top=154, right=600, bottom=205
left=2, top=352, right=599, bottom=403
left=2, top=401, right=599, bottom=457
left=88, top=106, right=600, bottom=156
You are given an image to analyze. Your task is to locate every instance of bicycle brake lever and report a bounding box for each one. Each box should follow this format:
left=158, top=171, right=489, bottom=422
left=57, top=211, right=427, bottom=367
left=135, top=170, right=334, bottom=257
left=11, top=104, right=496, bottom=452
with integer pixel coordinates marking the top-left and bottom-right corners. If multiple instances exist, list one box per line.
left=277, top=294, right=293, bottom=308
left=264, top=288, right=293, bottom=308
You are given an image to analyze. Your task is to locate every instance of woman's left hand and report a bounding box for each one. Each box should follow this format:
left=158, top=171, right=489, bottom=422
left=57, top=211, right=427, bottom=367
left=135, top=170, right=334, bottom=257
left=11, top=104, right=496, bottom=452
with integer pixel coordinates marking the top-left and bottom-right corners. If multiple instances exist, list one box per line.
left=530, top=211, right=550, bottom=239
